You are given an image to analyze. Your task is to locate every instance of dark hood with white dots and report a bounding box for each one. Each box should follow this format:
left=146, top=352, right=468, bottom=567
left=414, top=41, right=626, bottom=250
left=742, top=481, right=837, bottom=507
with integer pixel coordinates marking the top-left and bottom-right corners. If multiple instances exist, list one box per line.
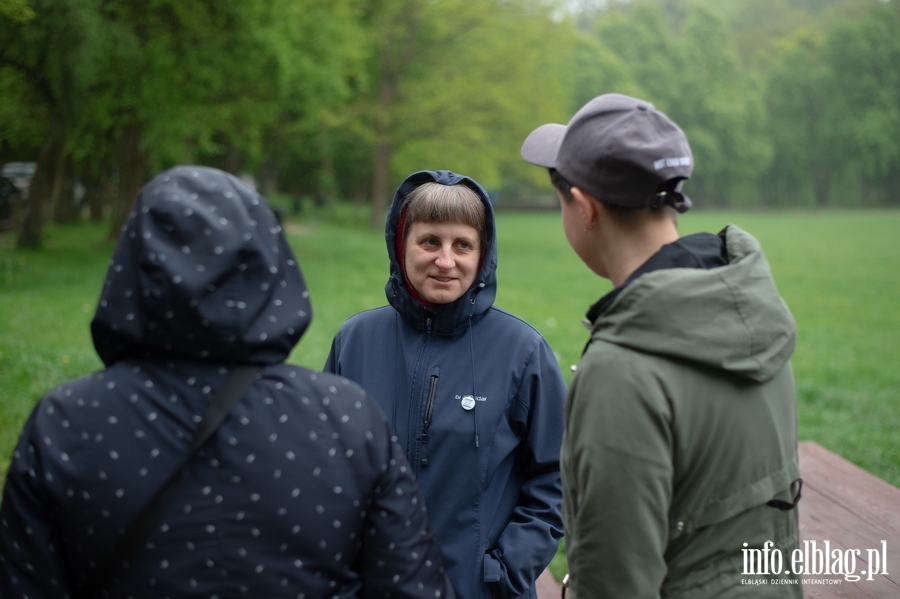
left=91, top=166, right=311, bottom=366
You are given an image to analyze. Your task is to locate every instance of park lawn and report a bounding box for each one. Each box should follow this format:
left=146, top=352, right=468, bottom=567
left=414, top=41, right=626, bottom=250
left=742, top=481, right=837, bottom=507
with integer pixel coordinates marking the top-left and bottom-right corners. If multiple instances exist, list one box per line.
left=1, top=209, right=898, bottom=581
left=0, top=223, right=111, bottom=469
left=499, top=209, right=900, bottom=494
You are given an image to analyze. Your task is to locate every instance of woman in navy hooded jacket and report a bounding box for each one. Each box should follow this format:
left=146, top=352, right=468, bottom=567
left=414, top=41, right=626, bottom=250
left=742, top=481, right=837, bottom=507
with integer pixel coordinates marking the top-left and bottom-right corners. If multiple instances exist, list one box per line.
left=0, top=166, right=453, bottom=599
left=325, top=170, right=566, bottom=599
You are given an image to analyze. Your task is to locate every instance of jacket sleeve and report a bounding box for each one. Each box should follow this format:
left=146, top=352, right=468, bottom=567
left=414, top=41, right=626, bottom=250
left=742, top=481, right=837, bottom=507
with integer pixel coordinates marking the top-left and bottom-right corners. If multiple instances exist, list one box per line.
left=562, top=347, right=673, bottom=599
left=323, top=333, right=340, bottom=374
left=0, top=406, right=75, bottom=598
left=484, top=338, right=566, bottom=597
left=360, top=410, right=455, bottom=599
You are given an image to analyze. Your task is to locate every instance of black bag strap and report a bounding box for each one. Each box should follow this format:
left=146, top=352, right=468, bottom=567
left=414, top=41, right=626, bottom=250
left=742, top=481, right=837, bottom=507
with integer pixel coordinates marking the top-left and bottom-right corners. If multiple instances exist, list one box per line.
left=80, top=365, right=261, bottom=597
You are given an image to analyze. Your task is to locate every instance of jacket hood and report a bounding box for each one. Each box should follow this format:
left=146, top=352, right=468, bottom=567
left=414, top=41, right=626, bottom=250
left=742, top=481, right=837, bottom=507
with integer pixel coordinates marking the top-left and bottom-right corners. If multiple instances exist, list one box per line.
left=591, top=225, right=795, bottom=382
left=384, top=170, right=497, bottom=335
left=91, top=166, right=311, bottom=366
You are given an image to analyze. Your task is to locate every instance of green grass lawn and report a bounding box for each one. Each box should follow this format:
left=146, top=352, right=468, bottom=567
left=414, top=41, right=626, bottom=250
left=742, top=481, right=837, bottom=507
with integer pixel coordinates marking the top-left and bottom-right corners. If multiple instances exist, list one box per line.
left=2, top=208, right=899, bottom=580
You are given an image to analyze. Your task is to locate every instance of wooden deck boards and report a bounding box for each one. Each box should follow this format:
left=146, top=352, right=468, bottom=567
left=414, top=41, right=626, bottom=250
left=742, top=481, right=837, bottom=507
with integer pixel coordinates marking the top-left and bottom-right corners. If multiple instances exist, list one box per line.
left=797, top=441, right=900, bottom=598
left=536, top=441, right=900, bottom=598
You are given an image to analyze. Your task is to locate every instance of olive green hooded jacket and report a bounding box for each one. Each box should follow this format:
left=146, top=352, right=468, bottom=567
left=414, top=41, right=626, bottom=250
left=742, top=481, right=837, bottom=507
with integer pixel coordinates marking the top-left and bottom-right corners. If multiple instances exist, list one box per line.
left=561, top=225, right=802, bottom=598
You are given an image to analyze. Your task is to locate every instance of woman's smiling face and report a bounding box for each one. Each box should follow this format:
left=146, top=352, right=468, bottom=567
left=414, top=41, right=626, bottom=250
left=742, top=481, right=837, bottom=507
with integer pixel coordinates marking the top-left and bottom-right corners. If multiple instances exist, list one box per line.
left=403, top=220, right=481, bottom=305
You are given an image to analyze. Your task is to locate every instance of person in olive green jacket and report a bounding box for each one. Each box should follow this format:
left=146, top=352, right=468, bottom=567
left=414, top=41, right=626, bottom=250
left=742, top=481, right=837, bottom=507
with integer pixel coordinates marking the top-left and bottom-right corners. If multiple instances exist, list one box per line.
left=520, top=93, right=802, bottom=598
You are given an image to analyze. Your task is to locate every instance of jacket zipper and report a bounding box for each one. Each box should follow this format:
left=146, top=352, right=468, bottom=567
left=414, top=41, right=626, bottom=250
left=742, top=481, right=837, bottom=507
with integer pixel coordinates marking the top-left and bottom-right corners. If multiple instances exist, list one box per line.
left=420, top=371, right=439, bottom=467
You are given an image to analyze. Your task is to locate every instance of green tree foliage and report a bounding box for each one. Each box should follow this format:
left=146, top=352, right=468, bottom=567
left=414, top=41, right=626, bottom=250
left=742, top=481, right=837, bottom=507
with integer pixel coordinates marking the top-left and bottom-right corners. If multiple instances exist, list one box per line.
left=0, top=0, right=33, bottom=22
left=823, top=4, right=900, bottom=205
left=0, top=0, right=101, bottom=246
left=2, top=0, right=900, bottom=238
left=0, top=67, right=43, bottom=153
left=591, top=1, right=771, bottom=205
left=338, top=0, right=571, bottom=225
left=1, top=0, right=366, bottom=239
left=89, top=0, right=347, bottom=235
left=500, top=19, right=638, bottom=197
left=764, top=28, right=839, bottom=206
left=724, top=0, right=812, bottom=68
left=388, top=0, right=570, bottom=191
left=593, top=2, right=683, bottom=106
left=676, top=3, right=771, bottom=204
left=250, top=0, right=365, bottom=198
left=762, top=1, right=900, bottom=207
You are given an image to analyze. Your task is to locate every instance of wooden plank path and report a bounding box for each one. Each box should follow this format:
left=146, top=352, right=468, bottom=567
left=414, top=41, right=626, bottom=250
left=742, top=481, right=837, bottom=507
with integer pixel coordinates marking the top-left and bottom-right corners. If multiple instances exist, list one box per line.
left=796, top=441, right=900, bottom=598
left=535, top=441, right=900, bottom=599
left=535, top=568, right=560, bottom=598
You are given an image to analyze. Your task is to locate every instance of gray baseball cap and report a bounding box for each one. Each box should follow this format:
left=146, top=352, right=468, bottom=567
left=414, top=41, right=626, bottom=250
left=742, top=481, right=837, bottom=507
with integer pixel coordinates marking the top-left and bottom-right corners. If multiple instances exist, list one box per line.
left=521, top=93, right=693, bottom=212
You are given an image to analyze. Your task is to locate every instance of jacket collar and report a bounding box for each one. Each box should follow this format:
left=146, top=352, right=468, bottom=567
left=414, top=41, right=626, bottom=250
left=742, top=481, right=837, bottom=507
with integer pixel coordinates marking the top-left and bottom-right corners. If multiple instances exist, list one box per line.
left=586, top=231, right=729, bottom=324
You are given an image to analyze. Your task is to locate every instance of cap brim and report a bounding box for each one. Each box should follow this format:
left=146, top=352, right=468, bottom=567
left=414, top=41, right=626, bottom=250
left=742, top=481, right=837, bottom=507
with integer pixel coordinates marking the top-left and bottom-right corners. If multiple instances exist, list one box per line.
left=520, top=123, right=567, bottom=168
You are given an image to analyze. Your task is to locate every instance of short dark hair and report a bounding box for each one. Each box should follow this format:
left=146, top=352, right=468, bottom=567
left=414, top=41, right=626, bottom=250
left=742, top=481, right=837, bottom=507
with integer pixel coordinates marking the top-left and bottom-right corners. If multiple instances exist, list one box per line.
left=548, top=168, right=675, bottom=226
left=549, top=168, right=574, bottom=203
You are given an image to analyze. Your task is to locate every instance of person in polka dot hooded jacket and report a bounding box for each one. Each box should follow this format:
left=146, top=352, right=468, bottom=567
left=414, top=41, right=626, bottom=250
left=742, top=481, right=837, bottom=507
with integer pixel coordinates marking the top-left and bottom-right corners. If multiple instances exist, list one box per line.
left=0, top=166, right=454, bottom=599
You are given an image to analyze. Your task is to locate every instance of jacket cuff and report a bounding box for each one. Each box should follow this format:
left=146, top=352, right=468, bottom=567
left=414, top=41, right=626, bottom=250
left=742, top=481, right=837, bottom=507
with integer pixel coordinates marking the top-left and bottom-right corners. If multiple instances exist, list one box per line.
left=483, top=552, right=503, bottom=583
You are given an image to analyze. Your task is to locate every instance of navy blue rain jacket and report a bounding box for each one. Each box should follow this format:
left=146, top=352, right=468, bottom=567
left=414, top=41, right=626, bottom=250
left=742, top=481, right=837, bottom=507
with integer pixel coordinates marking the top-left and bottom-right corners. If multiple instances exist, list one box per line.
left=0, top=166, right=453, bottom=599
left=325, top=170, right=565, bottom=599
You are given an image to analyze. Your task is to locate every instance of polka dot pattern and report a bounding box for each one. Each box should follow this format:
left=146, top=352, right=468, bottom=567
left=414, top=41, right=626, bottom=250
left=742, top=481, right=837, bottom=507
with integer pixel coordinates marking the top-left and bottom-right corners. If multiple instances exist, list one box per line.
left=91, top=166, right=311, bottom=366
left=0, top=166, right=452, bottom=598
left=1, top=360, right=450, bottom=598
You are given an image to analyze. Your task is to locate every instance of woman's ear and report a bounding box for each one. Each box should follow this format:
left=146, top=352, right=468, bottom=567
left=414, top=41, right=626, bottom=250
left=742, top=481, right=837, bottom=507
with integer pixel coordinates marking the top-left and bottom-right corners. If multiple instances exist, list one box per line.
left=570, top=187, right=598, bottom=230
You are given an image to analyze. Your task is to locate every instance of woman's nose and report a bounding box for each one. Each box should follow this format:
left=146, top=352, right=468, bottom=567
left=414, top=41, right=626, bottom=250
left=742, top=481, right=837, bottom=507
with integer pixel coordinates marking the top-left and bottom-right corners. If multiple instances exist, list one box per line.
left=435, top=246, right=454, bottom=269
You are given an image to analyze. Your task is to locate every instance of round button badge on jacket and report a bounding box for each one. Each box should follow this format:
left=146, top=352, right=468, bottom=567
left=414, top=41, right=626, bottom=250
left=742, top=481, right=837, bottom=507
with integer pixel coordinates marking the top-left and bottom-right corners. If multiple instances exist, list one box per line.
left=461, top=396, right=476, bottom=410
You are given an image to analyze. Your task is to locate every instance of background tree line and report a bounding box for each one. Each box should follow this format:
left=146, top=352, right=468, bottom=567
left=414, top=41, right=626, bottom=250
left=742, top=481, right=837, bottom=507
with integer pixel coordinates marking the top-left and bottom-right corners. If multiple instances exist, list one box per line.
left=1, top=0, right=898, bottom=247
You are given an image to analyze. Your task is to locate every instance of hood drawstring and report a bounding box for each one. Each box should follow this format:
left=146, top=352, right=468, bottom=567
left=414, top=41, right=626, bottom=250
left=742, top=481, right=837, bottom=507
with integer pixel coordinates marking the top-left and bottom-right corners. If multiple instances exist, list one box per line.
left=467, top=314, right=479, bottom=448
left=467, top=281, right=486, bottom=448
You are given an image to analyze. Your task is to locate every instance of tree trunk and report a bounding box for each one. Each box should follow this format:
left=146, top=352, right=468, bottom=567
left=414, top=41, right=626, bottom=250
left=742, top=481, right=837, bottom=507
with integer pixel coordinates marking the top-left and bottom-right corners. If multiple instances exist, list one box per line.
left=888, top=166, right=900, bottom=206
left=82, top=168, right=109, bottom=222
left=16, top=104, right=66, bottom=248
left=369, top=135, right=392, bottom=228
left=52, top=158, right=79, bottom=223
left=365, top=1, right=422, bottom=228
left=368, top=43, right=399, bottom=229
left=860, top=177, right=873, bottom=207
left=318, top=121, right=337, bottom=208
left=223, top=145, right=242, bottom=176
left=109, top=123, right=148, bottom=240
left=813, top=170, right=830, bottom=207
left=86, top=178, right=103, bottom=221
left=258, top=156, right=282, bottom=197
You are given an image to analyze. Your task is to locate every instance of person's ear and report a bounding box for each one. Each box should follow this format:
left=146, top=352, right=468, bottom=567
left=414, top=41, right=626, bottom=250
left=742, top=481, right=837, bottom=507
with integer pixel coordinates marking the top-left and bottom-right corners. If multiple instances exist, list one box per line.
left=571, top=187, right=598, bottom=230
